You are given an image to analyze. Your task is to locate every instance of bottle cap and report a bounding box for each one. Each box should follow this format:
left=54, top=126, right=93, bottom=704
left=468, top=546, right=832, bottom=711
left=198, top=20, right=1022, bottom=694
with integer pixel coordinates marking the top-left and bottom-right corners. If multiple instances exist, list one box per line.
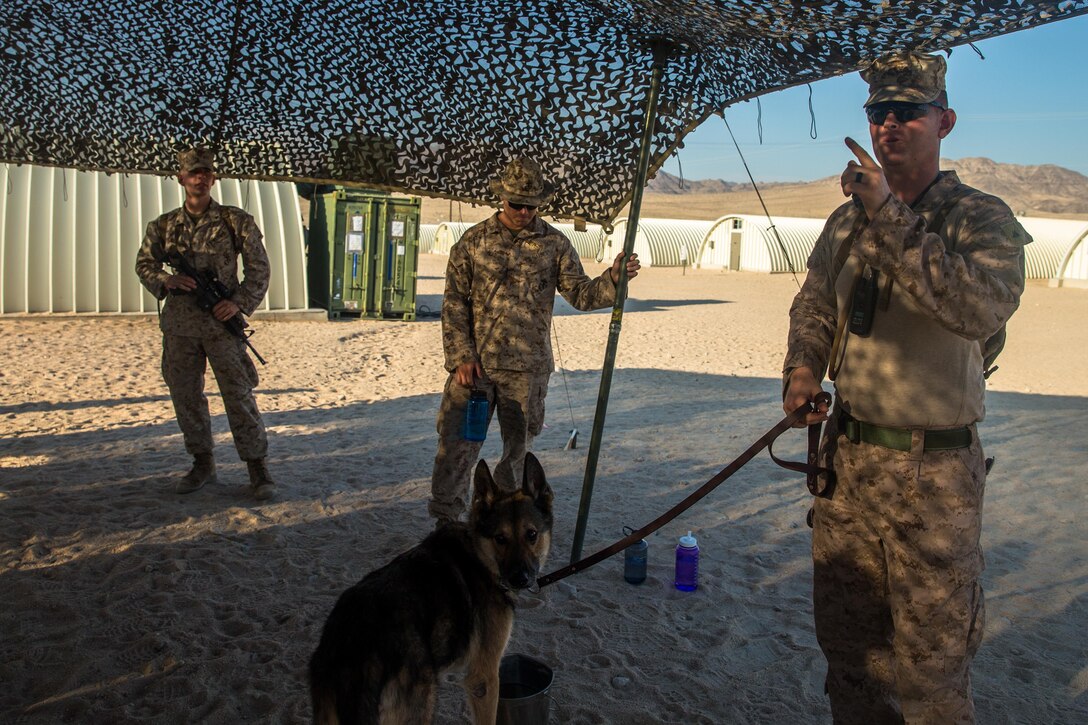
left=679, top=530, right=697, bottom=548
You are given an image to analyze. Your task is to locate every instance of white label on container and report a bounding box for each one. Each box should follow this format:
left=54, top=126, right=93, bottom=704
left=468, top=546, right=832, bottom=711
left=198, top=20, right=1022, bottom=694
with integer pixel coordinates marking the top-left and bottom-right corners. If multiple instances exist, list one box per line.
left=347, top=233, right=363, bottom=252
left=391, top=220, right=405, bottom=237
left=352, top=215, right=364, bottom=232
left=397, top=245, right=405, bottom=256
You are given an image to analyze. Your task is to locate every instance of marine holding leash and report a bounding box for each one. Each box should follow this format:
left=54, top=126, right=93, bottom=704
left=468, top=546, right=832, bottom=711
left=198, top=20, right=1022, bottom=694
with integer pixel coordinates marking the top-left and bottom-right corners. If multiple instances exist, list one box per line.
left=428, top=156, right=641, bottom=526
left=134, top=147, right=279, bottom=501
left=781, top=50, right=1030, bottom=723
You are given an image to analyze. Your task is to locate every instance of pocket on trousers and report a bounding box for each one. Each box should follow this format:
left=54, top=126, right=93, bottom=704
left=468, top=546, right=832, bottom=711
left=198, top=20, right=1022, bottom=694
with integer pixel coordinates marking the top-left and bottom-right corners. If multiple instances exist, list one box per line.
left=528, top=380, right=548, bottom=437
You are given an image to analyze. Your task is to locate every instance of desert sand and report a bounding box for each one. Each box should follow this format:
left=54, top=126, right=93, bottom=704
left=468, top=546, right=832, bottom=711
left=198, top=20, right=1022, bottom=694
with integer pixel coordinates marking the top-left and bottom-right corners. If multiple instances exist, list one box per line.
left=2, top=250, right=1086, bottom=724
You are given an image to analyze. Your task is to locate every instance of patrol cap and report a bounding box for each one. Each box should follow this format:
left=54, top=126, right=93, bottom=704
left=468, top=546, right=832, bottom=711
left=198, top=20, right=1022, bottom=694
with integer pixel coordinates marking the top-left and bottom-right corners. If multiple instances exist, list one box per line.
left=489, top=157, right=554, bottom=206
left=861, top=51, right=946, bottom=107
left=178, top=147, right=216, bottom=173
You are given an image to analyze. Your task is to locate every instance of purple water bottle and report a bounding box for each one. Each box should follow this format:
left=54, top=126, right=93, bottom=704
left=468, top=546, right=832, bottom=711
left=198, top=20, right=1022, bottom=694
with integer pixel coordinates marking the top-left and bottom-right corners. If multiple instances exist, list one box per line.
left=674, top=531, right=699, bottom=592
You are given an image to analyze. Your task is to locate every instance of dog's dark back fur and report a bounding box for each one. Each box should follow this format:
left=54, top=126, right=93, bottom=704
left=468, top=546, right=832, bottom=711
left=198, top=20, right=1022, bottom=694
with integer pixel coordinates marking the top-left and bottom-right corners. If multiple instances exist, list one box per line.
left=309, top=454, right=553, bottom=725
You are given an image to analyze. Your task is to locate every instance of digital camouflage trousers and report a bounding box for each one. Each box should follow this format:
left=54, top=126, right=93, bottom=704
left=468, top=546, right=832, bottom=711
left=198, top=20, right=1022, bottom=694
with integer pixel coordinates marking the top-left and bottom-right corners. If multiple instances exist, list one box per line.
left=162, top=333, right=267, bottom=462
left=811, top=425, right=987, bottom=724
left=429, top=369, right=549, bottom=522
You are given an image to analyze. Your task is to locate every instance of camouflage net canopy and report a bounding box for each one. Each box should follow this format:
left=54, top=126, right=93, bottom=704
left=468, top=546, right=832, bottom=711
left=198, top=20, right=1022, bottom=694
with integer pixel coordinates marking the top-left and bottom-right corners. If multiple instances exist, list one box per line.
left=2, top=0, right=1086, bottom=227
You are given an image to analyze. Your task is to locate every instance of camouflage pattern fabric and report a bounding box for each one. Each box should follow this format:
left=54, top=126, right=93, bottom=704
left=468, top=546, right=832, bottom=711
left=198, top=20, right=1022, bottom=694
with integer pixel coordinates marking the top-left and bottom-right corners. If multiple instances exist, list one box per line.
left=861, top=51, right=947, bottom=106
left=812, top=428, right=987, bottom=724
left=135, top=199, right=271, bottom=337
left=784, top=171, right=1029, bottom=427
left=441, top=213, right=616, bottom=375
left=429, top=369, right=549, bottom=523
left=783, top=171, right=1026, bottom=720
left=488, top=157, right=555, bottom=206
left=432, top=213, right=614, bottom=521
left=178, top=147, right=216, bottom=173
left=162, top=334, right=267, bottom=462
left=136, top=198, right=271, bottom=464
left=7, top=3, right=1084, bottom=228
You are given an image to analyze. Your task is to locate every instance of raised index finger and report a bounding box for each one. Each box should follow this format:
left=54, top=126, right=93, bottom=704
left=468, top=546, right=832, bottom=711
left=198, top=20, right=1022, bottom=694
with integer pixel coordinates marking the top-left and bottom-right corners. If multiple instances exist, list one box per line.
left=844, top=137, right=878, bottom=168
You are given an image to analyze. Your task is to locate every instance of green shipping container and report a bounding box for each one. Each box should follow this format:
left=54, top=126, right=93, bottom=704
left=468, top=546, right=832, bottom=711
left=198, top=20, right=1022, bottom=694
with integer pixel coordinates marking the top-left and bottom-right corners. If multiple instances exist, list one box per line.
left=306, top=187, right=420, bottom=320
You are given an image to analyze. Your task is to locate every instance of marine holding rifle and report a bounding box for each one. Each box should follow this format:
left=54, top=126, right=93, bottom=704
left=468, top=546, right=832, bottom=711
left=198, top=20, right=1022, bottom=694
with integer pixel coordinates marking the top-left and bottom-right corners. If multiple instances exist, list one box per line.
left=782, top=51, right=1030, bottom=722
left=135, top=147, right=277, bottom=500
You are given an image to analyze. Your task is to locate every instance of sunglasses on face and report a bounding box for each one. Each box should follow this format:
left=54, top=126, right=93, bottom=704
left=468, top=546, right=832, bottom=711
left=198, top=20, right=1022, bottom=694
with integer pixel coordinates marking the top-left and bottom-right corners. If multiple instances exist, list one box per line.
left=508, top=202, right=537, bottom=211
left=865, top=102, right=942, bottom=125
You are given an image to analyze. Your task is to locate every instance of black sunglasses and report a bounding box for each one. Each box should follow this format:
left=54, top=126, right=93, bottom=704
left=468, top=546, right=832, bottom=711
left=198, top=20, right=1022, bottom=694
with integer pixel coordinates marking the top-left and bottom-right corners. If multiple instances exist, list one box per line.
left=507, top=202, right=537, bottom=211
left=865, top=102, right=942, bottom=125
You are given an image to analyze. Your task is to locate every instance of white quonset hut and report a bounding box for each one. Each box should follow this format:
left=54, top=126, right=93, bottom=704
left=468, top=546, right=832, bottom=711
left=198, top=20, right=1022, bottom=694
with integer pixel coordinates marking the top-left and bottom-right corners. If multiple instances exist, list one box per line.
left=552, top=223, right=605, bottom=261
left=418, top=223, right=438, bottom=254
left=428, top=220, right=603, bottom=261
left=600, top=218, right=713, bottom=267
left=0, top=164, right=309, bottom=315
left=1049, top=221, right=1088, bottom=288
left=1017, top=217, right=1088, bottom=281
left=697, top=214, right=825, bottom=273
left=431, top=221, right=474, bottom=255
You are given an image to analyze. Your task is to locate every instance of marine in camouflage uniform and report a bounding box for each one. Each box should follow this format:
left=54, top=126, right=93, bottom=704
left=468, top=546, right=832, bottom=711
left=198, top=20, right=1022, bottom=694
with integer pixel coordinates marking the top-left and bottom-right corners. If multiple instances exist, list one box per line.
left=782, top=52, right=1029, bottom=723
left=429, top=157, right=641, bottom=524
left=135, top=148, right=278, bottom=500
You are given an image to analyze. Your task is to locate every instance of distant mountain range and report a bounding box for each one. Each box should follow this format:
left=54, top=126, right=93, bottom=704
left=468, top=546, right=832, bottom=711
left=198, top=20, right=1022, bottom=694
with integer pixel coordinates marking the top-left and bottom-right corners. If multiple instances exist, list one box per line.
left=644, top=159, right=1088, bottom=218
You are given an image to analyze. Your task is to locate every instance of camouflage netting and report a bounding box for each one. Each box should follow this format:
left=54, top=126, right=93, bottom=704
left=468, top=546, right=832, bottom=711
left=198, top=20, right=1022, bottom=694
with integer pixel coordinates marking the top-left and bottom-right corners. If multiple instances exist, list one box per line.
left=2, top=1, right=1085, bottom=227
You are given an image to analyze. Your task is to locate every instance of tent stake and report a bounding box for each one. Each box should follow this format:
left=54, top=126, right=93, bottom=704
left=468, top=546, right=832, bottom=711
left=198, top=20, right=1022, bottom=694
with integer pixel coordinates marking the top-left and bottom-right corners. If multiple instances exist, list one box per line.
left=569, top=40, right=674, bottom=564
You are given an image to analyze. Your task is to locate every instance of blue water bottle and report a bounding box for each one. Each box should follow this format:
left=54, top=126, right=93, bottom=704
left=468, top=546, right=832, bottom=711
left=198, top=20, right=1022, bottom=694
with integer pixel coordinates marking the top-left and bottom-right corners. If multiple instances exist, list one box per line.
left=463, top=389, right=489, bottom=442
left=622, top=526, right=647, bottom=585
left=674, top=531, right=699, bottom=592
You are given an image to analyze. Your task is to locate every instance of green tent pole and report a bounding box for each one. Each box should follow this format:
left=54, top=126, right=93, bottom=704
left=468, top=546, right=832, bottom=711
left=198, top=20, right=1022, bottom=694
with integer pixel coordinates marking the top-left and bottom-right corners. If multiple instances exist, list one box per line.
left=569, top=42, right=672, bottom=564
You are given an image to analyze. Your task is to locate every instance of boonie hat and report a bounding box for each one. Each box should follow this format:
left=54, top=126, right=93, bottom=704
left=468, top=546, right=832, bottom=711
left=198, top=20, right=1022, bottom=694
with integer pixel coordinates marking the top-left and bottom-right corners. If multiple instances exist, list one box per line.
left=178, top=147, right=216, bottom=173
left=861, top=51, right=946, bottom=107
left=489, top=157, right=554, bottom=206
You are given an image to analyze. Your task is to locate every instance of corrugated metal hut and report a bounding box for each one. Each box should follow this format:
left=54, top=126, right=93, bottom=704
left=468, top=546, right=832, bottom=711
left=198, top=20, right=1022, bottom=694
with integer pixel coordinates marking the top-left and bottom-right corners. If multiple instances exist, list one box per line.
left=432, top=221, right=474, bottom=255
left=553, top=223, right=605, bottom=261
left=1018, top=217, right=1088, bottom=280
left=600, top=218, right=713, bottom=267
left=697, top=214, right=824, bottom=273
left=0, top=164, right=308, bottom=315
left=428, top=220, right=602, bottom=260
left=1049, top=221, right=1088, bottom=289
left=419, top=223, right=439, bottom=254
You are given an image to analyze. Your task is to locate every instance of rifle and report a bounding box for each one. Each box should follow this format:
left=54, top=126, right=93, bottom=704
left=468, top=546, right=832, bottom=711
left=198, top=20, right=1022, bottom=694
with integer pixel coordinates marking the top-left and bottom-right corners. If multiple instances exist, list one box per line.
left=164, top=252, right=267, bottom=365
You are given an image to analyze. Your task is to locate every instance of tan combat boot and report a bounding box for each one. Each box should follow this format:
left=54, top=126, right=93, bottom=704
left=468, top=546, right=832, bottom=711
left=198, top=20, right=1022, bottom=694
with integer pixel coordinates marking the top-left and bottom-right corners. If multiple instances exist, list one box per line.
left=247, top=459, right=277, bottom=501
left=176, top=453, right=216, bottom=494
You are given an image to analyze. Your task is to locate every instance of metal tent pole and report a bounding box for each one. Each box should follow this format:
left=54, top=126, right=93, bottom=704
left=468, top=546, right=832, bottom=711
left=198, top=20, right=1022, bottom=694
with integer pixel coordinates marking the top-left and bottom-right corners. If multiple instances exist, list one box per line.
left=569, top=41, right=673, bottom=564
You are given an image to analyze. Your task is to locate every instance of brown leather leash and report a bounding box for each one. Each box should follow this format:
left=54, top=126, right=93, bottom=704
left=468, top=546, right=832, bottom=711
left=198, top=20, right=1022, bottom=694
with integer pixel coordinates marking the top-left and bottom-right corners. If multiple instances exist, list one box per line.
left=536, top=392, right=832, bottom=589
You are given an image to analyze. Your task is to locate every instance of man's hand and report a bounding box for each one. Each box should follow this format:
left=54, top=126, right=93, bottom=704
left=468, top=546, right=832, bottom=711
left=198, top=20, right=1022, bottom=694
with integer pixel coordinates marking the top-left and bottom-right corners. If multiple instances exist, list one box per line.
left=454, top=361, right=483, bottom=387
left=841, top=137, right=892, bottom=220
left=784, top=366, right=830, bottom=427
left=212, top=299, right=241, bottom=322
left=610, top=252, right=641, bottom=284
left=163, top=274, right=197, bottom=292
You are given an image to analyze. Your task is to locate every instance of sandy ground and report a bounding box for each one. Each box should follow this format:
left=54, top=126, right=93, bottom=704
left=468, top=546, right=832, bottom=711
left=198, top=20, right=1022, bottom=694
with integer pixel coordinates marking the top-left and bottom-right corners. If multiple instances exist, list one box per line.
left=2, top=252, right=1086, bottom=724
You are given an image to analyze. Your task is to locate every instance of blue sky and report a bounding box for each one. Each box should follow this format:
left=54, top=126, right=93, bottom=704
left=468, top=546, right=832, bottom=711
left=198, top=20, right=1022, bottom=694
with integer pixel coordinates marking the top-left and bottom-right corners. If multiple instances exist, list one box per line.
left=660, top=14, right=1088, bottom=183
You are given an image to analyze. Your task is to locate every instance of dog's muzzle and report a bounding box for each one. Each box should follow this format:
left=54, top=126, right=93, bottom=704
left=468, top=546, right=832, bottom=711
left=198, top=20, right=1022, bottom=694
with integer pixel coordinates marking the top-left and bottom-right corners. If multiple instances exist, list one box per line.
left=503, top=565, right=540, bottom=592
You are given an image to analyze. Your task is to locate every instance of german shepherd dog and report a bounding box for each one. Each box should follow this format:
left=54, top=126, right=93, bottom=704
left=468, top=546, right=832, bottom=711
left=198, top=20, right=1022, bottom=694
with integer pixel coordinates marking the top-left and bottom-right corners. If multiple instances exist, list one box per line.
left=309, top=453, right=553, bottom=725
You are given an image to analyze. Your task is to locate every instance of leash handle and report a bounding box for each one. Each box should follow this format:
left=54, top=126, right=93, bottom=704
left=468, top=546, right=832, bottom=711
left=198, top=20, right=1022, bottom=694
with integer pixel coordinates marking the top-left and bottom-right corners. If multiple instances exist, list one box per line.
left=767, top=391, right=833, bottom=494
left=536, top=397, right=824, bottom=589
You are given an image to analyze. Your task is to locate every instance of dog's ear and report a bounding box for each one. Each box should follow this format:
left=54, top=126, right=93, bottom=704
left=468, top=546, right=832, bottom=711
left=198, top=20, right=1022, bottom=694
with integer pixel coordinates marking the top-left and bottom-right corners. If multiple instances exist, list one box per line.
left=521, top=453, right=553, bottom=512
left=471, top=459, right=500, bottom=509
